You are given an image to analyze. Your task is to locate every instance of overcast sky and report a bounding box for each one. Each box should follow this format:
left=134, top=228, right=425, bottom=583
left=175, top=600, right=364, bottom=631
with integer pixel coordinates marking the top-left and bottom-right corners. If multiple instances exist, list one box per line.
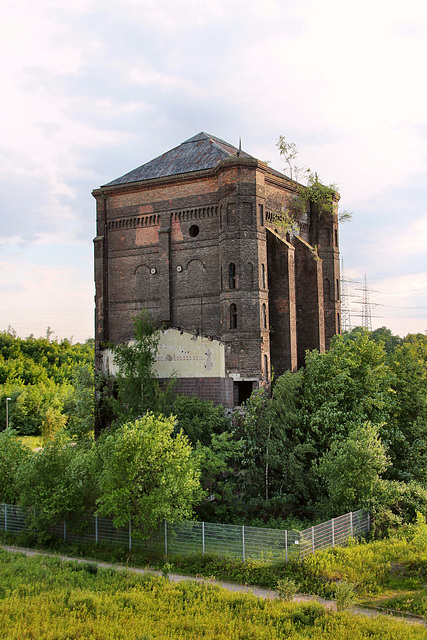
left=1, top=0, right=426, bottom=342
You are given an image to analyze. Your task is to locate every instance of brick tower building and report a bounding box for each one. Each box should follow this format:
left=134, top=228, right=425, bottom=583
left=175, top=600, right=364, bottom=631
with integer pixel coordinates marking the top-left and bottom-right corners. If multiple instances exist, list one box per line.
left=93, top=133, right=340, bottom=407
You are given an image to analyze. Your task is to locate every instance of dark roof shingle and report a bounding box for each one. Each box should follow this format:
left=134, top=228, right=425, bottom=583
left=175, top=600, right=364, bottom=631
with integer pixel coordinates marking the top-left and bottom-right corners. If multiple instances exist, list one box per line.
left=104, top=132, right=254, bottom=187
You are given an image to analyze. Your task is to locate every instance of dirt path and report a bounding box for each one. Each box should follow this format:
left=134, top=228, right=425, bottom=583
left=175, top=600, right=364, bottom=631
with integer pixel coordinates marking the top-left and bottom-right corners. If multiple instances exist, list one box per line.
left=1, top=544, right=425, bottom=627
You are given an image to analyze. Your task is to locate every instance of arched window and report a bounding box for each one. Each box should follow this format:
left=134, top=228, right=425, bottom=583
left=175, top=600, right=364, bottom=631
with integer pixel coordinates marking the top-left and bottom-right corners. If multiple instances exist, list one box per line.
left=229, top=263, right=236, bottom=289
left=337, top=312, right=341, bottom=333
left=262, top=303, right=267, bottom=329
left=336, top=278, right=340, bottom=300
left=264, top=354, right=269, bottom=380
left=230, top=304, right=237, bottom=329
left=261, top=263, right=266, bottom=289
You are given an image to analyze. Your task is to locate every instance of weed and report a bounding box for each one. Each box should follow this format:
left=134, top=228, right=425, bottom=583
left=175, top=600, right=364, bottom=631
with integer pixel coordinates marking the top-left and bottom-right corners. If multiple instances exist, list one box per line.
left=333, top=580, right=358, bottom=611
left=161, top=561, right=174, bottom=580
left=276, top=577, right=300, bottom=601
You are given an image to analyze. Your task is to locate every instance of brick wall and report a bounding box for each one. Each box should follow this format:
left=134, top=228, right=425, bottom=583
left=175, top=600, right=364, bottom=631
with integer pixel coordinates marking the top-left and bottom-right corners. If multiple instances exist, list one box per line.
left=94, top=151, right=340, bottom=413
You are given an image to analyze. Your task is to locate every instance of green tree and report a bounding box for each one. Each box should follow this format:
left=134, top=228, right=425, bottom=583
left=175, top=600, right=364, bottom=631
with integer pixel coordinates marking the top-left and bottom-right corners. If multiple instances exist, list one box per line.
left=17, top=433, right=99, bottom=536
left=317, top=421, right=390, bottom=515
left=109, top=311, right=175, bottom=425
left=0, top=429, right=31, bottom=504
left=389, top=333, right=427, bottom=482
left=301, top=330, right=396, bottom=455
left=64, top=364, right=95, bottom=441
left=97, top=414, right=201, bottom=538
left=276, top=136, right=351, bottom=223
left=172, top=395, right=231, bottom=446
left=236, top=372, right=314, bottom=521
left=370, top=326, right=402, bottom=355
left=0, top=331, right=93, bottom=437
left=195, top=431, right=243, bottom=498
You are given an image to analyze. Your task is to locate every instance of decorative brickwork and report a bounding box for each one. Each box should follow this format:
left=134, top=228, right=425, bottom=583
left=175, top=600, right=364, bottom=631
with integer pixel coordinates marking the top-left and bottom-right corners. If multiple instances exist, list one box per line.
left=93, top=132, right=341, bottom=410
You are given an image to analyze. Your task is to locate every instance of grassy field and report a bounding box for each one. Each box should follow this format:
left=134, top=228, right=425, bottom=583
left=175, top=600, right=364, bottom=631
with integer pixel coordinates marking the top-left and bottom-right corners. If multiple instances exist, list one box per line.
left=3, top=514, right=427, bottom=625
left=1, top=548, right=426, bottom=640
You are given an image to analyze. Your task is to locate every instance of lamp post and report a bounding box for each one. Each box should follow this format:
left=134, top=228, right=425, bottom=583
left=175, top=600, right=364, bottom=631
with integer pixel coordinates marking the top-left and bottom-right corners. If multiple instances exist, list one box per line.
left=6, top=397, right=11, bottom=429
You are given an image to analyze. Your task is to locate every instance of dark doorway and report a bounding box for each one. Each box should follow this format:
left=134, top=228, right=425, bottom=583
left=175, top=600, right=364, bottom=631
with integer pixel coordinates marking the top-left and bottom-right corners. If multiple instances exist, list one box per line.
left=234, top=380, right=254, bottom=406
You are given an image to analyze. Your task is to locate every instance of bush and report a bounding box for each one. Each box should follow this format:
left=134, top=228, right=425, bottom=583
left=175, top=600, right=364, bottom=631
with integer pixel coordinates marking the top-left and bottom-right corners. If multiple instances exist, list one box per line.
left=276, top=577, right=300, bottom=601
left=333, top=580, right=358, bottom=611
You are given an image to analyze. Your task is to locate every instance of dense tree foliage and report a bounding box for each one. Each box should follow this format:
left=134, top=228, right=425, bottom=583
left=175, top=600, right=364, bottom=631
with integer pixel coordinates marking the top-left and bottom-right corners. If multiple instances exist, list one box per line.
left=317, top=421, right=390, bottom=515
left=203, top=328, right=427, bottom=528
left=1, top=415, right=202, bottom=540
left=0, top=428, right=31, bottom=504
left=2, top=321, right=427, bottom=537
left=0, top=330, right=94, bottom=437
left=97, top=414, right=201, bottom=537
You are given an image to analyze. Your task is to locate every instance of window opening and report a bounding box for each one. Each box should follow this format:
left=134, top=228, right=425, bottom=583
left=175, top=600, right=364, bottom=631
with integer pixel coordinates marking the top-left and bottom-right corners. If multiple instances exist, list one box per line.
left=262, top=303, right=267, bottom=329
left=230, top=304, right=237, bottom=329
left=234, top=381, right=253, bottom=406
left=261, top=263, right=266, bottom=289
left=189, top=225, right=199, bottom=237
left=229, top=263, right=236, bottom=289
left=259, top=204, right=264, bottom=226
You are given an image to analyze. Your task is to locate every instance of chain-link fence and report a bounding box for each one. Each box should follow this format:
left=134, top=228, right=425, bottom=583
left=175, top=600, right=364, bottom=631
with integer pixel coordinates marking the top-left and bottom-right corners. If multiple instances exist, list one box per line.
left=299, top=510, right=371, bottom=558
left=0, top=504, right=369, bottom=563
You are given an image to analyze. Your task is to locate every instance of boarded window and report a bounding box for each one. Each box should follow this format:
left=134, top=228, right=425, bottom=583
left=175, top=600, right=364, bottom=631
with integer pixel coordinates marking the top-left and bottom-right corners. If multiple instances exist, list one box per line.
left=323, top=278, right=331, bottom=301
left=246, top=262, right=253, bottom=288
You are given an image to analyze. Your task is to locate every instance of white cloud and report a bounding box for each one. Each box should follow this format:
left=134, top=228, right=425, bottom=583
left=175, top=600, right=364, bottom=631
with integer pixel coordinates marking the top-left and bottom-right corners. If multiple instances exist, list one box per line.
left=1, top=0, right=426, bottom=339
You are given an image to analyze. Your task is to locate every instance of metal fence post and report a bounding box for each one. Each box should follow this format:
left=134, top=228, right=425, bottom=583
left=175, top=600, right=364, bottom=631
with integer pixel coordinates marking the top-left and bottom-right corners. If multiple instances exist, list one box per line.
left=4, top=504, right=7, bottom=532
left=202, top=521, right=205, bottom=555
left=165, top=519, right=168, bottom=556
left=242, top=525, right=245, bottom=562
left=311, top=526, right=315, bottom=554
left=350, top=511, right=354, bottom=537
left=331, top=518, right=335, bottom=547
left=285, top=529, right=288, bottom=562
left=95, top=515, right=98, bottom=543
left=129, top=519, right=132, bottom=551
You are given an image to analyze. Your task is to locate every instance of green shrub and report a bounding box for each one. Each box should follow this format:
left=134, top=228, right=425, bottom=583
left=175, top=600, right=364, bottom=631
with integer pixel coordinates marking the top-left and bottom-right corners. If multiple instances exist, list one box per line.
left=333, top=580, right=358, bottom=611
left=276, top=577, right=300, bottom=601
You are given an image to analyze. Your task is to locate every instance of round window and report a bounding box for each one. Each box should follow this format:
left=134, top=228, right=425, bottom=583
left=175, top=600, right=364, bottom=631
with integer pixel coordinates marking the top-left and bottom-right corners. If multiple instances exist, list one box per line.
left=189, top=225, right=199, bottom=238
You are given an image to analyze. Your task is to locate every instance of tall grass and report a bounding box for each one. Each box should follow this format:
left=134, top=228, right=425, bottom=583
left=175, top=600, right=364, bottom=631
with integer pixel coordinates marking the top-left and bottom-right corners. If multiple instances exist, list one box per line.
left=0, top=549, right=426, bottom=639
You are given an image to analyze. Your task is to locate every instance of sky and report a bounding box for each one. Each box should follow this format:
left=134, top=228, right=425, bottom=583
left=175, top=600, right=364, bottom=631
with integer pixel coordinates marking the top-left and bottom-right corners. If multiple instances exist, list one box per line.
left=1, top=0, right=426, bottom=342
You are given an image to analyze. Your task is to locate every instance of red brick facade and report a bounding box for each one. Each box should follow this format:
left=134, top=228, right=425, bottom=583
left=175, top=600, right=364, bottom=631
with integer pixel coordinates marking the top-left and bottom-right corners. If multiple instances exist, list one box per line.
left=93, top=133, right=340, bottom=407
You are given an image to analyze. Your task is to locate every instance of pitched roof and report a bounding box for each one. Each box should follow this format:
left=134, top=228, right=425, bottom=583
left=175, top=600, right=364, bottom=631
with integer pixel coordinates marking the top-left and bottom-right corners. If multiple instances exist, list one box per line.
left=104, top=132, right=254, bottom=187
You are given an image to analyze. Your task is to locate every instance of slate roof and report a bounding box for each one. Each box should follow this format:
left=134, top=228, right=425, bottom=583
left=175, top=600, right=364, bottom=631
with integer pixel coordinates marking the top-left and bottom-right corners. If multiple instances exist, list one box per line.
left=104, top=132, right=255, bottom=187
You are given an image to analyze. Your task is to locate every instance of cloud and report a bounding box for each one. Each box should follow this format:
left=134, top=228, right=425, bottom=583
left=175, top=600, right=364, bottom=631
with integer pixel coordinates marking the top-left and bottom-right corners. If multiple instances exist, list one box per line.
left=1, top=0, right=426, bottom=339
left=0, top=257, right=93, bottom=342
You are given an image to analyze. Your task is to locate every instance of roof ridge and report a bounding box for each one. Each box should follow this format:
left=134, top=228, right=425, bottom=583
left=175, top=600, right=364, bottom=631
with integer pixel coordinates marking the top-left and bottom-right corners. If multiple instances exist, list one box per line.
left=103, top=133, right=254, bottom=187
